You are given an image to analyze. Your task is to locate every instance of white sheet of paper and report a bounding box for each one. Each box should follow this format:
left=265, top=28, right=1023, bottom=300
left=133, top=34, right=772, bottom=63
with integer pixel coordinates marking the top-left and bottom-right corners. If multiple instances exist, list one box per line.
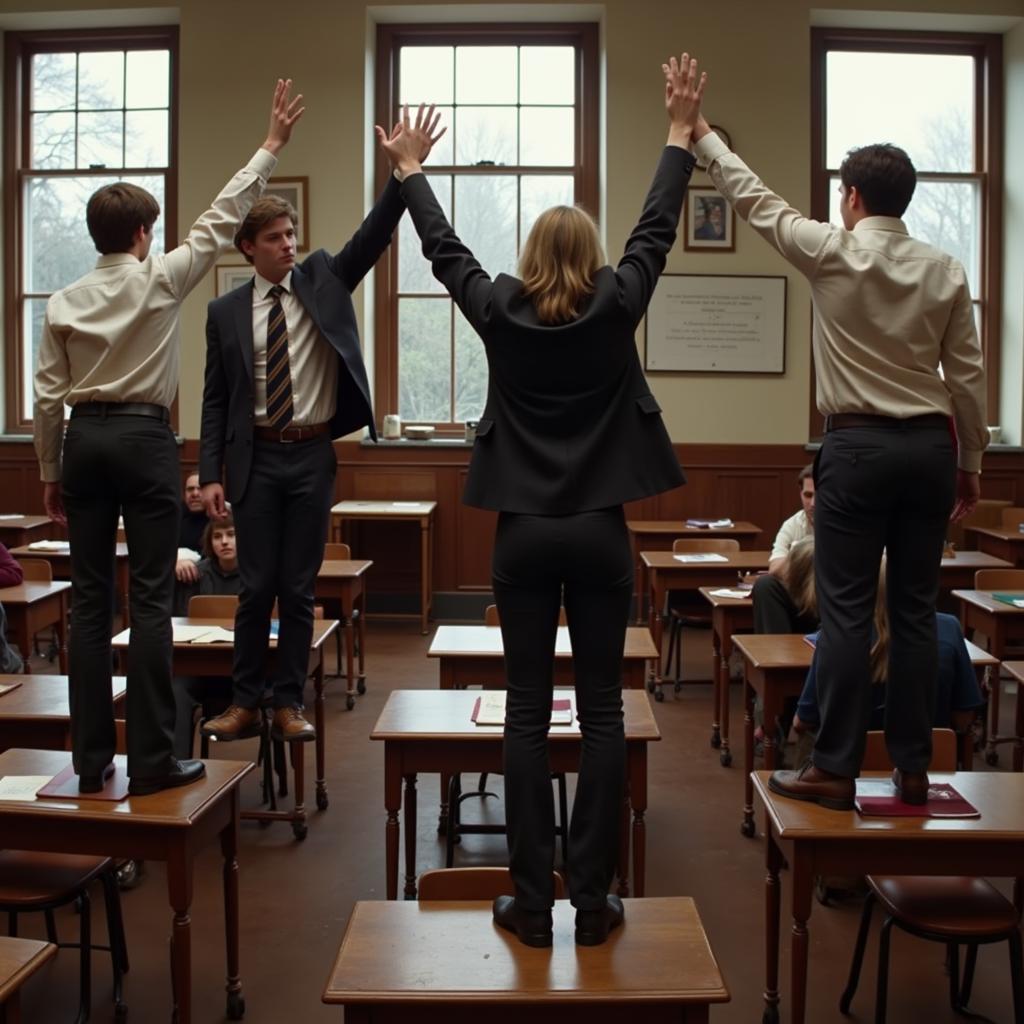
left=27, top=540, right=70, bottom=551
left=0, top=514, right=23, bottom=520
left=673, top=553, right=729, bottom=563
left=190, top=627, right=235, bottom=644
left=0, top=775, right=51, bottom=801
left=391, top=501, right=422, bottom=507
left=708, top=588, right=751, bottom=599
left=172, top=624, right=217, bottom=642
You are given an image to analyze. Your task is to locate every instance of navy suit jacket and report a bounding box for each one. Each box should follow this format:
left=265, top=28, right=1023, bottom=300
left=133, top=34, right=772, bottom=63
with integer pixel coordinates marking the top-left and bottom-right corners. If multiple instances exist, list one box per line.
left=199, top=177, right=404, bottom=502
left=400, top=146, right=692, bottom=514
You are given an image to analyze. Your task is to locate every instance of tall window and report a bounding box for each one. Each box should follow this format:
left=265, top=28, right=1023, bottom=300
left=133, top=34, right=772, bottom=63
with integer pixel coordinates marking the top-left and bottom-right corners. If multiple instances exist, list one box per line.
left=374, top=24, right=598, bottom=427
left=3, top=27, right=179, bottom=431
left=811, top=28, right=1002, bottom=432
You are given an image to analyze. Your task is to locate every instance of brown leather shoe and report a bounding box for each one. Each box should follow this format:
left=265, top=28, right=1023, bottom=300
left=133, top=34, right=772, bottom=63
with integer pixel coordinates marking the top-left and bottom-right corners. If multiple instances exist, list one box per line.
left=271, top=706, right=315, bottom=742
left=892, top=768, right=930, bottom=806
left=768, top=762, right=855, bottom=811
left=200, top=705, right=262, bottom=741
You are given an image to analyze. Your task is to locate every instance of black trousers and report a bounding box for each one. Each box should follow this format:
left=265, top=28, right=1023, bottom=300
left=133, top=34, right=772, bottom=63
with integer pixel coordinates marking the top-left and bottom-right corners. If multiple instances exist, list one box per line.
left=813, top=420, right=955, bottom=777
left=752, top=574, right=818, bottom=635
left=492, top=507, right=633, bottom=913
left=61, top=414, right=180, bottom=780
left=231, top=436, right=336, bottom=708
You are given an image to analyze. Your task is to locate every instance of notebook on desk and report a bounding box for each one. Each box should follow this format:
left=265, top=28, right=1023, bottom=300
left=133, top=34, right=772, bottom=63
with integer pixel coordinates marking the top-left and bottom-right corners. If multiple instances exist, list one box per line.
left=471, top=692, right=574, bottom=726
left=855, top=779, right=979, bottom=818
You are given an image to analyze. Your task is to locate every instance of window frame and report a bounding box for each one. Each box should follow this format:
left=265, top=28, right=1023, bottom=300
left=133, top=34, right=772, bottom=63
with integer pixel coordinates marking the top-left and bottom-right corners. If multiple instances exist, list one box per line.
left=809, top=27, right=1003, bottom=438
left=3, top=25, right=180, bottom=433
left=373, top=22, right=599, bottom=429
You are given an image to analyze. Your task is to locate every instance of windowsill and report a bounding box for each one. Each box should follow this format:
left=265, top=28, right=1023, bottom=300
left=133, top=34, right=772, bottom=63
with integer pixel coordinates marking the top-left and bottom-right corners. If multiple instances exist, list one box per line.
left=361, top=436, right=474, bottom=448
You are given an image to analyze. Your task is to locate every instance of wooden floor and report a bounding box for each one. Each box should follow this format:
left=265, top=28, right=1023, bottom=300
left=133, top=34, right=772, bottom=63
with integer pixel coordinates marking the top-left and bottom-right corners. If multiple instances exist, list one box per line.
left=13, top=620, right=1020, bottom=1023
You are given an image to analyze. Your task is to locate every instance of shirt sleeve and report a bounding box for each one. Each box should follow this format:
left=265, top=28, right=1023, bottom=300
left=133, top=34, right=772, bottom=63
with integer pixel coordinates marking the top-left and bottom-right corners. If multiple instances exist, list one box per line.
left=33, top=302, right=73, bottom=483
left=770, top=514, right=798, bottom=562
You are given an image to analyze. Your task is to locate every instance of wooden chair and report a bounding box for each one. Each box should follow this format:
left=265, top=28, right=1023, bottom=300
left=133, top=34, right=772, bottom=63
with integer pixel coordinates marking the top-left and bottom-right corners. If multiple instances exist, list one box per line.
left=1000, top=507, right=1024, bottom=530
left=321, top=542, right=355, bottom=678
left=14, top=557, right=57, bottom=664
left=840, top=729, right=1024, bottom=1023
left=654, top=538, right=741, bottom=701
left=418, top=867, right=566, bottom=901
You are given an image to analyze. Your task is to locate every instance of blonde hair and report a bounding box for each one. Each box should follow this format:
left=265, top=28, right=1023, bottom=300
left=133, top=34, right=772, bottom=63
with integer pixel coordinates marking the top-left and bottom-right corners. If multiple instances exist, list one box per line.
left=518, top=206, right=605, bottom=325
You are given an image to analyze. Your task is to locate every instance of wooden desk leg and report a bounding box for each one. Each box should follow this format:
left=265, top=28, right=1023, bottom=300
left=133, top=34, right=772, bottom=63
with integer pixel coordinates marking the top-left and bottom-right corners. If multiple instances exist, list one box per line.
left=741, top=677, right=757, bottom=838
left=220, top=795, right=245, bottom=1021
left=419, top=517, right=430, bottom=635
left=5, top=992, right=23, bottom=1023
left=384, top=747, right=400, bottom=900
left=648, top=576, right=663, bottom=687
left=403, top=773, right=418, bottom=900
left=763, top=827, right=783, bottom=1024
left=344, top=618, right=356, bottom=707
left=986, top=625, right=1005, bottom=766
left=313, top=655, right=328, bottom=812
left=356, top=590, right=367, bottom=691
left=167, top=848, right=194, bottom=1024
left=631, top=747, right=648, bottom=897
left=710, top=626, right=723, bottom=752
left=718, top=629, right=734, bottom=767
left=789, top=846, right=814, bottom=1024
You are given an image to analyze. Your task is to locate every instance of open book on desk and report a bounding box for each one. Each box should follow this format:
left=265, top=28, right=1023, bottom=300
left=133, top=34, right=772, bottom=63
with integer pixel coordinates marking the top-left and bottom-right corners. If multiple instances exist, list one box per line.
left=685, top=518, right=733, bottom=529
left=471, top=691, right=574, bottom=726
left=673, top=552, right=729, bottom=563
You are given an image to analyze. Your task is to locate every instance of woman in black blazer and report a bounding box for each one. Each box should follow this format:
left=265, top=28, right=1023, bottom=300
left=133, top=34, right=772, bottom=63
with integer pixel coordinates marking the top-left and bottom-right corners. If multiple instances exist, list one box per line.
left=379, top=54, right=706, bottom=947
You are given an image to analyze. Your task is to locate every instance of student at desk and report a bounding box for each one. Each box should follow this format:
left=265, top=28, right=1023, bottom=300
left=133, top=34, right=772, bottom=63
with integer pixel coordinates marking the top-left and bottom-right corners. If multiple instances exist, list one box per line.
left=0, top=544, right=24, bottom=674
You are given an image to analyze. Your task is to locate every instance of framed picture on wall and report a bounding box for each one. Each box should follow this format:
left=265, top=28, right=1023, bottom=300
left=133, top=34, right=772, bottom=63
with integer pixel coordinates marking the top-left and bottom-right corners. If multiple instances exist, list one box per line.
left=215, top=263, right=254, bottom=296
left=684, top=187, right=734, bottom=252
left=266, top=176, right=310, bottom=252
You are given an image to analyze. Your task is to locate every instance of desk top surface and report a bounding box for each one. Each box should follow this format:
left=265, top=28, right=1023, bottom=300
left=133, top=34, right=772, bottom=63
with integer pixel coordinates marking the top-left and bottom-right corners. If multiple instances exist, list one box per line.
left=0, top=675, right=126, bottom=719
left=753, top=769, right=1024, bottom=840
left=699, top=586, right=754, bottom=608
left=0, top=516, right=51, bottom=529
left=1001, top=660, right=1024, bottom=682
left=11, top=542, right=129, bottom=559
left=627, top=519, right=761, bottom=536
left=323, top=897, right=728, bottom=1005
left=0, top=580, right=71, bottom=603
left=941, top=550, right=1014, bottom=568
left=371, top=689, right=660, bottom=742
left=428, top=625, right=657, bottom=660
left=0, top=936, right=56, bottom=1003
left=111, top=617, right=338, bottom=649
left=0, top=748, right=253, bottom=825
left=965, top=525, right=1024, bottom=542
left=733, top=633, right=995, bottom=668
left=953, top=589, right=1024, bottom=614
left=640, top=550, right=771, bottom=571
left=317, top=558, right=373, bottom=579
left=332, top=500, right=437, bottom=516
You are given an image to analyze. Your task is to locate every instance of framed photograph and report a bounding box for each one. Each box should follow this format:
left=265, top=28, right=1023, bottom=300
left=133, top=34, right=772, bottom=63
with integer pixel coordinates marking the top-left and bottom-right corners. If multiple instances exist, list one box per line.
left=684, top=187, right=734, bottom=252
left=266, top=176, right=310, bottom=252
left=215, top=263, right=253, bottom=296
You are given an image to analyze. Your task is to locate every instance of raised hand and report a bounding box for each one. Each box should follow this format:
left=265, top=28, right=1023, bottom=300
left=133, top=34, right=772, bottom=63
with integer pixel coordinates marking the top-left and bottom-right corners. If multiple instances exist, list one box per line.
left=263, top=78, right=305, bottom=155
left=660, top=53, right=707, bottom=147
left=375, top=103, right=447, bottom=178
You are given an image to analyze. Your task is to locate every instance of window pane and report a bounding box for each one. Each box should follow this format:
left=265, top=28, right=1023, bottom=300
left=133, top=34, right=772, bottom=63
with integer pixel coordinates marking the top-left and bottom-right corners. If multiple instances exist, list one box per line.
left=454, top=176, right=517, bottom=277
left=423, top=106, right=453, bottom=166
left=398, top=297, right=451, bottom=422
left=32, top=112, right=76, bottom=169
left=23, top=297, right=50, bottom=419
left=31, top=53, right=76, bottom=110
left=125, top=109, right=168, bottom=166
left=520, top=175, right=575, bottom=244
left=519, top=108, right=574, bottom=165
left=454, top=308, right=486, bottom=422
left=455, top=107, right=516, bottom=166
left=825, top=52, right=974, bottom=171
left=455, top=46, right=516, bottom=104
left=125, top=49, right=169, bottom=108
left=520, top=46, right=574, bottom=104
left=400, top=46, right=454, bottom=105
left=78, top=110, right=123, bottom=168
left=903, top=180, right=981, bottom=292
left=78, top=51, right=124, bottom=109
left=398, top=175, right=451, bottom=294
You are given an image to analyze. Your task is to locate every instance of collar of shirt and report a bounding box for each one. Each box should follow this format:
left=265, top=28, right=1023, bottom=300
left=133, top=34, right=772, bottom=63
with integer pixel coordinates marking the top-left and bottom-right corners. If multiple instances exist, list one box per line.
left=852, top=215, right=908, bottom=235
left=253, top=270, right=293, bottom=300
left=94, top=252, right=143, bottom=269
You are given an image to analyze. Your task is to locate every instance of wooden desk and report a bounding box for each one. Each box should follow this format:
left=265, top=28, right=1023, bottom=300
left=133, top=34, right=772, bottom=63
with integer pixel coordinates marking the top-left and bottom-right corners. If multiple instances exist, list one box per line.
left=999, top=660, right=1024, bottom=772
left=330, top=501, right=436, bottom=634
left=0, top=748, right=253, bottom=1024
left=939, top=549, right=1013, bottom=590
left=627, top=519, right=762, bottom=622
left=371, top=689, right=659, bottom=901
left=0, top=582, right=70, bottom=674
left=112, top=617, right=338, bottom=837
left=427, top=625, right=657, bottom=692
left=0, top=674, right=126, bottom=753
left=0, top=516, right=54, bottom=549
left=0, top=935, right=56, bottom=1024
left=965, top=525, right=1024, bottom=567
left=733, top=634, right=993, bottom=838
left=753, top=769, right=1024, bottom=1024
left=323, top=897, right=729, bottom=1023
left=314, top=558, right=372, bottom=710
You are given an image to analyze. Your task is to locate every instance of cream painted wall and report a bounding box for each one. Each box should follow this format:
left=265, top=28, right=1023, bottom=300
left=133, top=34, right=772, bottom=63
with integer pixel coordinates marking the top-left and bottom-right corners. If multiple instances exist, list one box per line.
left=0, top=0, right=1020, bottom=443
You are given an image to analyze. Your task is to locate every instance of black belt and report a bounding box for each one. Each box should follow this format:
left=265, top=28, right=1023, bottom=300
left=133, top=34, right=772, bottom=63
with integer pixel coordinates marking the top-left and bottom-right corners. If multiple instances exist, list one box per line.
left=825, top=413, right=949, bottom=432
left=70, top=402, right=170, bottom=423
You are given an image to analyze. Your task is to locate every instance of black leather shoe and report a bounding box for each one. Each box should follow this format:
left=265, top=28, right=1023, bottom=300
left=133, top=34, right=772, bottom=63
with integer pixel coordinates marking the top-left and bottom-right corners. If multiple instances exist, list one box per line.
left=575, top=894, right=625, bottom=946
left=78, top=763, right=115, bottom=794
left=892, top=768, right=929, bottom=806
left=128, top=759, right=206, bottom=797
left=492, top=895, right=553, bottom=948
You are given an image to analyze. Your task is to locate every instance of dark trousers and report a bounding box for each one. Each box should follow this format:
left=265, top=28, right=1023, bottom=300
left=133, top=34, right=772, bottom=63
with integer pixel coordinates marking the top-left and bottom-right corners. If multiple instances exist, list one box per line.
left=813, top=421, right=955, bottom=778
left=231, top=436, right=336, bottom=708
left=61, top=414, right=180, bottom=779
left=752, top=574, right=818, bottom=634
left=492, top=507, right=633, bottom=913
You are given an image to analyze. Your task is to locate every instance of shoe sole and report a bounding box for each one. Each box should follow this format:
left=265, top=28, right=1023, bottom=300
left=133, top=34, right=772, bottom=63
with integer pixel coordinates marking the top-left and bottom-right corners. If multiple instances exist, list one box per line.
left=128, top=768, right=207, bottom=797
left=516, top=932, right=553, bottom=948
left=767, top=774, right=854, bottom=811
left=200, top=725, right=262, bottom=742
left=575, top=929, right=609, bottom=946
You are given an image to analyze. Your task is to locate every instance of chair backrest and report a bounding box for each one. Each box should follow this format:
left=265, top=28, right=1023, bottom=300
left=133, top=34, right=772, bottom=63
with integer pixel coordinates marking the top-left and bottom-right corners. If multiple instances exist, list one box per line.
left=1000, top=507, right=1024, bottom=530
left=188, top=594, right=239, bottom=618
left=671, top=538, right=741, bottom=554
left=975, top=569, right=1024, bottom=592
left=323, top=542, right=352, bottom=560
left=417, top=867, right=565, bottom=901
left=861, top=729, right=957, bottom=772
left=15, top=558, right=52, bottom=582
left=484, top=604, right=567, bottom=626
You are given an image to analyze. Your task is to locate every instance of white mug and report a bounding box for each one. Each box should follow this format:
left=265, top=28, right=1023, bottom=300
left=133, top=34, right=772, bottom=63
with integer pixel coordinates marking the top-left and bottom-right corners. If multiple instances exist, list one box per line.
left=988, top=425, right=1002, bottom=444
left=382, top=414, right=401, bottom=439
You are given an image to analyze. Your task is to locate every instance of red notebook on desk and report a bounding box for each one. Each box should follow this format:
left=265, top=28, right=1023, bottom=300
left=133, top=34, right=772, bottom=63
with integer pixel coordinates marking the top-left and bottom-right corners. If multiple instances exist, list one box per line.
left=471, top=694, right=573, bottom=727
left=36, top=759, right=130, bottom=802
left=855, top=779, right=979, bottom=818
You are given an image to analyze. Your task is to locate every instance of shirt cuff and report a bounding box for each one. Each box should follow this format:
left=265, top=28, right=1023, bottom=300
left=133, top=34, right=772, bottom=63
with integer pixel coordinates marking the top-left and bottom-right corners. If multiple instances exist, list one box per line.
left=959, top=449, right=984, bottom=473
left=694, top=132, right=731, bottom=167
left=251, top=147, right=279, bottom=181
left=40, top=463, right=61, bottom=483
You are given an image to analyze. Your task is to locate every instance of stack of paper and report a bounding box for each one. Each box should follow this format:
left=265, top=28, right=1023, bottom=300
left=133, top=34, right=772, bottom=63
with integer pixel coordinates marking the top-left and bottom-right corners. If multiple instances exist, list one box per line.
left=28, top=540, right=70, bottom=552
left=674, top=552, right=729, bottom=563
left=685, top=518, right=734, bottom=529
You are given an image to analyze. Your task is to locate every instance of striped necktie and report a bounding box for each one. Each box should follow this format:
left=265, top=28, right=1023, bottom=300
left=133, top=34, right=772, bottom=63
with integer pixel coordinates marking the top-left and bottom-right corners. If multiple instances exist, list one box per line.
left=265, top=283, right=293, bottom=429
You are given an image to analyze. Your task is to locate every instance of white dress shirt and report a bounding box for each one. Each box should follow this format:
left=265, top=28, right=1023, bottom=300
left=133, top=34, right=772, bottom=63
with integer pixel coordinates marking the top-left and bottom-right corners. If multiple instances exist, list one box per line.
left=770, top=509, right=813, bottom=563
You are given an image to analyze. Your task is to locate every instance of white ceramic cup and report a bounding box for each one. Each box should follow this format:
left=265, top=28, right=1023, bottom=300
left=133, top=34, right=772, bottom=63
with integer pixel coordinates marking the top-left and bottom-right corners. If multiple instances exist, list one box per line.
left=988, top=425, right=1002, bottom=444
left=382, top=414, right=402, bottom=439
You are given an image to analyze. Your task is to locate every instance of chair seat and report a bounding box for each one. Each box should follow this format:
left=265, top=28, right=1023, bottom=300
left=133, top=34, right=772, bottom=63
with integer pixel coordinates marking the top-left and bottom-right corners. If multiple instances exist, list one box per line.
left=868, top=875, right=1020, bottom=938
left=0, top=851, right=114, bottom=906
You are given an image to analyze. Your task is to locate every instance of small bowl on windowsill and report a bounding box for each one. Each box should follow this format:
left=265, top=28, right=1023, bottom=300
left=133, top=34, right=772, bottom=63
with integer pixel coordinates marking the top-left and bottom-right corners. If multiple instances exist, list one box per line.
left=404, top=425, right=435, bottom=441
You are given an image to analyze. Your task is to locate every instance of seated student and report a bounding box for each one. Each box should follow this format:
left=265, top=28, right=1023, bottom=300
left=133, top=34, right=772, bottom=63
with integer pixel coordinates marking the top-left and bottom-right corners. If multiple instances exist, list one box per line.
left=172, top=515, right=239, bottom=757
left=176, top=472, right=209, bottom=585
left=0, top=543, right=25, bottom=673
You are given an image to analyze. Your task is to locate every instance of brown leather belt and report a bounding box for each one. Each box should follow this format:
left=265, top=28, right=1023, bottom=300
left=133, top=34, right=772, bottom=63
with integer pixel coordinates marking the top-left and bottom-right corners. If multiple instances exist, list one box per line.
left=825, top=413, right=949, bottom=432
left=253, top=422, right=331, bottom=443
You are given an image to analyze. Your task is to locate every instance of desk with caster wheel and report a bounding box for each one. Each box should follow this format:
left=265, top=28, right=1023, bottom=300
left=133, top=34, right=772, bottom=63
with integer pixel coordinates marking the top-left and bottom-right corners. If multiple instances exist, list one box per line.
left=314, top=558, right=372, bottom=710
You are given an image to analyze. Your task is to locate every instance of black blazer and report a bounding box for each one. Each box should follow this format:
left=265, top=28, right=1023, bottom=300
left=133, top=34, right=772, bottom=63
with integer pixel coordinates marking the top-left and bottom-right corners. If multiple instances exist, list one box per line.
left=401, top=146, right=692, bottom=514
left=199, top=177, right=404, bottom=502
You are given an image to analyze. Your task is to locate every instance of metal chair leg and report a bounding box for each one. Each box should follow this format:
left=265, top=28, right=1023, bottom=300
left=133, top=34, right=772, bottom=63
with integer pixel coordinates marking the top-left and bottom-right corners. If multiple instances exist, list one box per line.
left=445, top=774, right=462, bottom=867
left=946, top=941, right=961, bottom=1016
left=74, top=890, right=92, bottom=1024
left=840, top=892, right=875, bottom=1014
left=959, top=943, right=978, bottom=1009
left=44, top=908, right=58, bottom=943
left=874, top=915, right=894, bottom=1024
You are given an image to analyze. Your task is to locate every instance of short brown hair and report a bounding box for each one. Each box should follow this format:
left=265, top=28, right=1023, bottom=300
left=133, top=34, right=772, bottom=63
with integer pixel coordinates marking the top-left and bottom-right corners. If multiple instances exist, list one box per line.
left=234, top=196, right=297, bottom=263
left=797, top=463, right=814, bottom=485
left=839, top=143, right=916, bottom=218
left=202, top=513, right=235, bottom=560
left=86, top=182, right=160, bottom=254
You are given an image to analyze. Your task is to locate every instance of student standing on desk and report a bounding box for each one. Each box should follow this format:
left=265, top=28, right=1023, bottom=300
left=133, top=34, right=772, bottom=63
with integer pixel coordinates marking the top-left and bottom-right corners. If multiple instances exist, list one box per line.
left=379, top=54, right=704, bottom=947
left=32, top=81, right=304, bottom=796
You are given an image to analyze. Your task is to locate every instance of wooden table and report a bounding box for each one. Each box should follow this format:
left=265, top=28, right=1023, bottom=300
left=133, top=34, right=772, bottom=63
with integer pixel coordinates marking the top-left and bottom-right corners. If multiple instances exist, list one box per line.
left=371, top=689, right=659, bottom=901
left=314, top=558, right=372, bottom=710
left=10, top=542, right=131, bottom=629
left=427, top=624, right=657, bottom=692
left=999, top=659, right=1024, bottom=772
left=0, top=581, right=70, bottom=673
left=734, top=634, right=996, bottom=838
left=0, top=748, right=253, bottom=1024
left=965, top=525, right=1024, bottom=567
left=627, top=519, right=762, bottom=622
left=753, top=769, right=1024, bottom=1024
left=0, top=935, right=56, bottom=1024
left=939, top=549, right=1013, bottom=590
left=330, top=501, right=436, bottom=634
left=112, top=616, right=338, bottom=838
left=0, top=516, right=54, bottom=549
left=0, top=674, right=126, bottom=753
left=323, top=897, right=729, bottom=1023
